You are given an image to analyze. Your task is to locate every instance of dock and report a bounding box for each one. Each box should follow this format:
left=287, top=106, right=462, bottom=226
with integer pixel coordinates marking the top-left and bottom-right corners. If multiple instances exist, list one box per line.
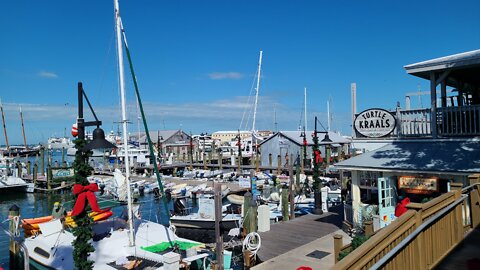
left=254, top=204, right=345, bottom=267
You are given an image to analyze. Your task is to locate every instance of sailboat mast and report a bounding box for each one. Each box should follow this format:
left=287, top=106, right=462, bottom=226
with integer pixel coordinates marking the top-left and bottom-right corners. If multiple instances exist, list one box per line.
left=20, top=107, right=27, bottom=148
left=0, top=99, right=9, bottom=150
left=114, top=0, right=135, bottom=246
left=327, top=99, right=330, bottom=132
left=304, top=87, right=307, bottom=132
left=252, top=50, right=263, bottom=132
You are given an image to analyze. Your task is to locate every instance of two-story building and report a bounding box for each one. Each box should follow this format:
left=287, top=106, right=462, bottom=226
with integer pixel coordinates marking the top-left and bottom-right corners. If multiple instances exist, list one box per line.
left=335, top=49, right=480, bottom=229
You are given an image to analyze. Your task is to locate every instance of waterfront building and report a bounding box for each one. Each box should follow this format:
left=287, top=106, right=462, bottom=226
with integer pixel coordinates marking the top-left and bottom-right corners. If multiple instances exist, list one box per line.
left=259, top=131, right=350, bottom=167
left=335, top=49, right=480, bottom=230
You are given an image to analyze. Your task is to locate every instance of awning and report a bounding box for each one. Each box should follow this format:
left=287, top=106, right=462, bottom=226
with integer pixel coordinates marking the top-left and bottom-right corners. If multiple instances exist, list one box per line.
left=335, top=138, right=480, bottom=175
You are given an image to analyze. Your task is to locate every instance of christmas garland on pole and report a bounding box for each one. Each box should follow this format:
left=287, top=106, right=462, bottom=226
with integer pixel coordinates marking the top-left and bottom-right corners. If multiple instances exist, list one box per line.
left=71, top=138, right=95, bottom=270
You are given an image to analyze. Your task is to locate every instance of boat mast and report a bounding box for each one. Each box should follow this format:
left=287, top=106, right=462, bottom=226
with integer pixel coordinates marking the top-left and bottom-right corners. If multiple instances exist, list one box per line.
left=327, top=99, right=330, bottom=132
left=0, top=99, right=9, bottom=150
left=304, top=87, right=307, bottom=132
left=252, top=50, right=263, bottom=133
left=20, top=107, right=27, bottom=148
left=114, top=0, right=135, bottom=246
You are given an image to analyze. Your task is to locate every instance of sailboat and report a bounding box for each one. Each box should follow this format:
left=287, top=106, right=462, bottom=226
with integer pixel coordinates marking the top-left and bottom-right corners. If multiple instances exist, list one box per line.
left=235, top=51, right=266, bottom=158
left=23, top=0, right=204, bottom=268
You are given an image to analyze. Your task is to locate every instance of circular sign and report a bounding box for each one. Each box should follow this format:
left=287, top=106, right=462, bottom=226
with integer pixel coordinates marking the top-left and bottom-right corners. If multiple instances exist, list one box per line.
left=354, top=108, right=396, bottom=138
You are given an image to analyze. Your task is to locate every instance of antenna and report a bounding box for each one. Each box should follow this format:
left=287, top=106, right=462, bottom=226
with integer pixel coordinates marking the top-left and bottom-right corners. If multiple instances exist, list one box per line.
left=273, top=103, right=278, bottom=132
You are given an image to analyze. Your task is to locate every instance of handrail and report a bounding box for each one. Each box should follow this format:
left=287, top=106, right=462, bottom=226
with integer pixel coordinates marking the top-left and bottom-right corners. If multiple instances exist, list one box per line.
left=369, top=194, right=467, bottom=270
left=461, top=182, right=480, bottom=193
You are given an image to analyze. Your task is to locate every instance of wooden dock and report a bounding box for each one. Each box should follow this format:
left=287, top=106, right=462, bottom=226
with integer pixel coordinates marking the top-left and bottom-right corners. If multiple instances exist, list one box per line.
left=256, top=204, right=344, bottom=262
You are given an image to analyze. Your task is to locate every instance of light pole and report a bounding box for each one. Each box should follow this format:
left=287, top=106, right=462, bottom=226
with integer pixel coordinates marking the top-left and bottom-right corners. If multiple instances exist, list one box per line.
left=312, top=116, right=332, bottom=215
left=72, top=82, right=116, bottom=269
left=300, top=130, right=307, bottom=174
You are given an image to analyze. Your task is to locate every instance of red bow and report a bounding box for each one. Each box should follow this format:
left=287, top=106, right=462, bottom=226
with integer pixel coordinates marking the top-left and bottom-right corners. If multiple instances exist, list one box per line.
left=71, top=183, right=102, bottom=216
left=315, top=150, right=323, bottom=165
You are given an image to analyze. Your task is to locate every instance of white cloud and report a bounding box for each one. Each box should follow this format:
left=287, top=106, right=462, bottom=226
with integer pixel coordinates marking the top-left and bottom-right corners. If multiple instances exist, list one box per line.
left=38, top=71, right=58, bottom=78
left=208, top=72, right=243, bottom=80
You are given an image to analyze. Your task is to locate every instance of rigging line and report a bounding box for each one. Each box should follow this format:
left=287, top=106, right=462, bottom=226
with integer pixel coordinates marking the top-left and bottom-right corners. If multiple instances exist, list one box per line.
left=239, top=64, right=259, bottom=131
left=120, top=19, right=172, bottom=232
left=97, top=27, right=117, bottom=102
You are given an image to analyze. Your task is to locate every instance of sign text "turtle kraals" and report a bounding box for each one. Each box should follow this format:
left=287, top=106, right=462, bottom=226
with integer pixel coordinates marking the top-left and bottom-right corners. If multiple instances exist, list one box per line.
left=354, top=108, right=396, bottom=138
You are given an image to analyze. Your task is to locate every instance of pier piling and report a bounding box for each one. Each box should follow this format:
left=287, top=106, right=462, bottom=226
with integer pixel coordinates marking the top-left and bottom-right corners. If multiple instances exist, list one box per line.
left=214, top=183, right=224, bottom=269
left=9, top=204, right=20, bottom=270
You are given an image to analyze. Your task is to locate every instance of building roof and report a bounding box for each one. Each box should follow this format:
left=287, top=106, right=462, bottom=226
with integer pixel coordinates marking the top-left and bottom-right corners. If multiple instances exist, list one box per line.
left=260, top=131, right=350, bottom=146
left=335, top=139, right=480, bottom=175
left=137, top=130, right=187, bottom=143
left=404, top=49, right=480, bottom=87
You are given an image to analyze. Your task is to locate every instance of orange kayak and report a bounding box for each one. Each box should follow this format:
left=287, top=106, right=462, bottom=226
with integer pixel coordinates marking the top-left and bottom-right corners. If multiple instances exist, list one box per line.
left=22, top=210, right=113, bottom=235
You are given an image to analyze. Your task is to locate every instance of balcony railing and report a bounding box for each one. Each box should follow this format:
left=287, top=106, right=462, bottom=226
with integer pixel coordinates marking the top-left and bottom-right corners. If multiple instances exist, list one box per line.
left=397, top=108, right=431, bottom=137
left=437, top=104, right=480, bottom=136
left=396, top=105, right=480, bottom=138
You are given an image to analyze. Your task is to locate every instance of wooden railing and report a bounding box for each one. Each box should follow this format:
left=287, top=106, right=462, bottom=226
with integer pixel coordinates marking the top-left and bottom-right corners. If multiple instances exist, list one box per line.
left=437, top=105, right=480, bottom=136
left=398, top=108, right=431, bottom=137
left=332, top=176, right=480, bottom=270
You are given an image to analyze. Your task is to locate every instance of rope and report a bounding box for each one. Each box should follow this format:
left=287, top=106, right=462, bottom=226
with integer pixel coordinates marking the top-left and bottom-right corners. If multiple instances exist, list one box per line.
left=12, top=216, right=20, bottom=237
left=242, top=232, right=261, bottom=259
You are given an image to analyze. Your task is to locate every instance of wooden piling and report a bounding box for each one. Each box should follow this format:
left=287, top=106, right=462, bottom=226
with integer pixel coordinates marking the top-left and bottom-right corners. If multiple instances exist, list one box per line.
left=218, top=151, right=223, bottom=170
left=289, top=165, right=295, bottom=220
left=47, top=164, right=52, bottom=190
left=40, top=147, right=45, bottom=175
left=33, top=163, right=38, bottom=185
left=214, top=183, right=224, bottom=269
left=26, top=161, right=31, bottom=176
left=282, top=186, right=289, bottom=221
left=268, top=153, right=272, bottom=167
left=333, top=234, right=343, bottom=263
left=9, top=204, right=20, bottom=270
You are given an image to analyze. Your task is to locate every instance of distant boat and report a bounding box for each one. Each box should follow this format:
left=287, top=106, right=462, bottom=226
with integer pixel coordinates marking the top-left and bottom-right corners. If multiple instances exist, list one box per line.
left=47, top=137, right=74, bottom=150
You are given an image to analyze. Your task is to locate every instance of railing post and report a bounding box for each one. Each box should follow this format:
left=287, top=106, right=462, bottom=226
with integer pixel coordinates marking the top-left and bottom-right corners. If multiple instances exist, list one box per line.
left=415, top=209, right=426, bottom=269
left=470, top=187, right=480, bottom=228
left=364, top=220, right=374, bottom=237
left=333, top=234, right=343, bottom=263
left=451, top=183, right=464, bottom=245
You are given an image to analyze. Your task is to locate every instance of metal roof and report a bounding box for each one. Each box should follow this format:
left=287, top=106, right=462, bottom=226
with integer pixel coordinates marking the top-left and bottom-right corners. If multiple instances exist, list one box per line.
left=260, top=131, right=350, bottom=146
left=404, top=49, right=480, bottom=87
left=405, top=49, right=480, bottom=74
left=335, top=138, right=480, bottom=175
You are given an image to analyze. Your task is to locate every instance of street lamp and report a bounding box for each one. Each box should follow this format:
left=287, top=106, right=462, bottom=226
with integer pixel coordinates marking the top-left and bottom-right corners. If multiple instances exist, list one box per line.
left=312, top=116, right=332, bottom=215
left=72, top=82, right=116, bottom=269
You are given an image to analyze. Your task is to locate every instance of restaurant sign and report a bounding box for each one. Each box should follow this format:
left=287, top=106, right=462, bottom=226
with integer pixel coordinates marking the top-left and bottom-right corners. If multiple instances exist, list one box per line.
left=52, top=168, right=74, bottom=179
left=398, top=176, right=438, bottom=194
left=354, top=108, right=396, bottom=138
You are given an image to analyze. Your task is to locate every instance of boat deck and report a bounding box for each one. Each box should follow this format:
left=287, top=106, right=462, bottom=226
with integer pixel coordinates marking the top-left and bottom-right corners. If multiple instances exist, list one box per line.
left=256, top=203, right=344, bottom=262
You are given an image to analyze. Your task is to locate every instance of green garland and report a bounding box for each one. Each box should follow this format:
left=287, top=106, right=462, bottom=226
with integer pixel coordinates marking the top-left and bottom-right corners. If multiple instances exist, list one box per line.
left=71, top=138, right=95, bottom=270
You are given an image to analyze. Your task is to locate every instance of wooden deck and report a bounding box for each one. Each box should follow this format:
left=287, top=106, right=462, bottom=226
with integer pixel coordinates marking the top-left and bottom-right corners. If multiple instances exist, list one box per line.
left=435, top=226, right=480, bottom=270
left=256, top=204, right=344, bottom=262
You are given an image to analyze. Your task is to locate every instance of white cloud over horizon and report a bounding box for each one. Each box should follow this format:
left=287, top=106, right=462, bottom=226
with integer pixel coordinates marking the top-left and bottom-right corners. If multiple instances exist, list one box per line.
left=0, top=98, right=351, bottom=145
left=208, top=72, right=243, bottom=80
left=38, top=71, right=59, bottom=78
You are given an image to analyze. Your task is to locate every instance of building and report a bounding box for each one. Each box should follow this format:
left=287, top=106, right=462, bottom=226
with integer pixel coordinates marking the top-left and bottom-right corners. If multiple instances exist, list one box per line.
left=259, top=131, right=350, bottom=168
left=137, top=130, right=193, bottom=161
left=212, top=130, right=253, bottom=145
left=335, top=49, right=480, bottom=229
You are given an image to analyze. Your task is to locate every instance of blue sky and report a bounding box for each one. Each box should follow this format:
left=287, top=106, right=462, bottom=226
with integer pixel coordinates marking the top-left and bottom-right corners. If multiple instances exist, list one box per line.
left=0, top=0, right=479, bottom=145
